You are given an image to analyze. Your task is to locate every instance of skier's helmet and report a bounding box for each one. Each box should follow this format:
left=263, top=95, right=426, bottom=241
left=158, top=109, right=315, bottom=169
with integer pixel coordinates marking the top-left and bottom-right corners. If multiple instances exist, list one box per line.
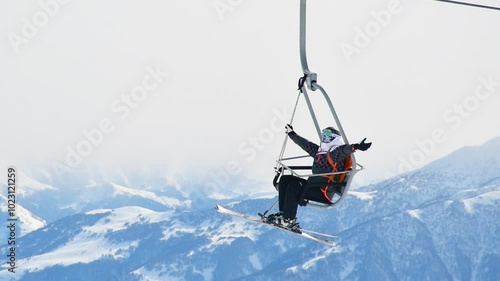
left=321, top=127, right=341, bottom=143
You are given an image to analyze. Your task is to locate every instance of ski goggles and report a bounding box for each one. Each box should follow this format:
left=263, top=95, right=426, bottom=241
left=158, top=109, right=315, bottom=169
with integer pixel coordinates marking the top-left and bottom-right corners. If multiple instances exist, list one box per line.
left=321, top=128, right=336, bottom=143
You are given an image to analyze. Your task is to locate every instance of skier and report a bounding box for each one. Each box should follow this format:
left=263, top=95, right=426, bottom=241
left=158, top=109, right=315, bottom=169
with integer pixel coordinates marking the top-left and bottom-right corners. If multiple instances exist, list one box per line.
left=267, top=124, right=372, bottom=231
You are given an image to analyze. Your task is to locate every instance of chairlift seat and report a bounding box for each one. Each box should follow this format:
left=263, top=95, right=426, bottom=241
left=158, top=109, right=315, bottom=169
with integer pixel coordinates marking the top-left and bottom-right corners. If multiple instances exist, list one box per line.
left=273, top=165, right=353, bottom=208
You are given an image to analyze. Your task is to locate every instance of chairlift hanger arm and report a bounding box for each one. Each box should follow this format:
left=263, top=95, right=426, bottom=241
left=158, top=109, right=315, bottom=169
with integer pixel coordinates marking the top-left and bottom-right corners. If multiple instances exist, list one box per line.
left=299, top=0, right=317, bottom=91
left=299, top=0, right=352, bottom=145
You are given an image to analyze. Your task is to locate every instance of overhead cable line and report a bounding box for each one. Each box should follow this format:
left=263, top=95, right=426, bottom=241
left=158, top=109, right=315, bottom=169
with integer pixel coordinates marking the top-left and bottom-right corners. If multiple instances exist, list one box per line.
left=433, top=0, right=500, bottom=11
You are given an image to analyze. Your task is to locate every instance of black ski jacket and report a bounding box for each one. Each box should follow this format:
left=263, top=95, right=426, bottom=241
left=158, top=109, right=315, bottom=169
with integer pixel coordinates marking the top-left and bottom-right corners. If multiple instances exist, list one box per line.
left=288, top=131, right=354, bottom=186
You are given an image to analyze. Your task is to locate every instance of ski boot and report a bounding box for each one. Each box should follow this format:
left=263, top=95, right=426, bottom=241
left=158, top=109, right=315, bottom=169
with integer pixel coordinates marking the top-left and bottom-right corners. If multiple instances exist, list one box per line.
left=283, top=218, right=301, bottom=233
left=265, top=212, right=283, bottom=224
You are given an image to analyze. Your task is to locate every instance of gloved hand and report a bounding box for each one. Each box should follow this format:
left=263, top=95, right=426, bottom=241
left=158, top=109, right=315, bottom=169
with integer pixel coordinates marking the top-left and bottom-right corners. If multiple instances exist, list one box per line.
left=285, top=124, right=294, bottom=135
left=353, top=138, right=372, bottom=151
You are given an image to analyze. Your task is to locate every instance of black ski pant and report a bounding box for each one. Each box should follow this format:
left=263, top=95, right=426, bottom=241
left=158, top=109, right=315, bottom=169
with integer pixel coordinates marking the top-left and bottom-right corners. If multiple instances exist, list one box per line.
left=278, top=175, right=331, bottom=220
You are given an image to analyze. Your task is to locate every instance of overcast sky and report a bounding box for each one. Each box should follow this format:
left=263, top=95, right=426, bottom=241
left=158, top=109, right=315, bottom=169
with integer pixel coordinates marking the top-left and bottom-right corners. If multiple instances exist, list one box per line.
left=1, top=0, right=499, bottom=193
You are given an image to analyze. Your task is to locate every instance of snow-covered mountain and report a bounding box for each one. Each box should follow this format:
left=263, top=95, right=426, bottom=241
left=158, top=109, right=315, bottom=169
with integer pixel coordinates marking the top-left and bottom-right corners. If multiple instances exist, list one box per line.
left=0, top=169, right=193, bottom=226
left=0, top=138, right=499, bottom=281
left=0, top=194, right=46, bottom=236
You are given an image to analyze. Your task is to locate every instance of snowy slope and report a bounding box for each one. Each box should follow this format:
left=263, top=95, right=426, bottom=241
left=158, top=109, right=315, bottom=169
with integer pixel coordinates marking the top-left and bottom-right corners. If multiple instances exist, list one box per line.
left=16, top=172, right=56, bottom=197
left=0, top=194, right=46, bottom=236
left=109, top=182, right=187, bottom=208
left=13, top=207, right=168, bottom=273
left=1, top=172, right=193, bottom=224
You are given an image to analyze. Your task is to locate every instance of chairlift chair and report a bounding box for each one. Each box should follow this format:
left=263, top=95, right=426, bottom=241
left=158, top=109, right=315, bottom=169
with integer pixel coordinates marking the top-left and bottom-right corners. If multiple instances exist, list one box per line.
left=272, top=0, right=364, bottom=210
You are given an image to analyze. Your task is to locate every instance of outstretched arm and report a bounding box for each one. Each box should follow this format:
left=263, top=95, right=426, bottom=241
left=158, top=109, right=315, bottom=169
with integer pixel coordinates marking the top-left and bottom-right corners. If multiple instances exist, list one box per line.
left=352, top=138, right=372, bottom=151
left=286, top=125, right=318, bottom=157
left=340, top=138, right=372, bottom=155
left=329, top=138, right=372, bottom=161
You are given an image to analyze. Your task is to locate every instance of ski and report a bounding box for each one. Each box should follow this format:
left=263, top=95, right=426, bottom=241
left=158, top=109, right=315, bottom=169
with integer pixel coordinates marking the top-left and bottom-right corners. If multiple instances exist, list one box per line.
left=215, top=204, right=336, bottom=246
